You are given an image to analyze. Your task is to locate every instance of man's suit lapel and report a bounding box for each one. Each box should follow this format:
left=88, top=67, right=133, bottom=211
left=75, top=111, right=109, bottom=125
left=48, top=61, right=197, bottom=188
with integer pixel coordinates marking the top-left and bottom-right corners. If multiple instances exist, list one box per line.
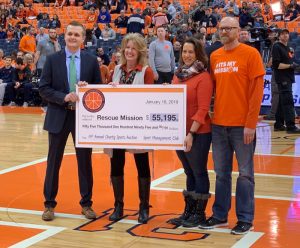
left=80, top=51, right=85, bottom=81
left=58, top=50, right=69, bottom=91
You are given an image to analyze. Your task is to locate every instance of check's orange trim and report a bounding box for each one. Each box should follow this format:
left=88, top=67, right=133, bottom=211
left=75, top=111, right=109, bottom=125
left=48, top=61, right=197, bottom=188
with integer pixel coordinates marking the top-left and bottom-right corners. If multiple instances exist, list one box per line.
left=78, top=88, right=184, bottom=93
left=78, top=142, right=183, bottom=147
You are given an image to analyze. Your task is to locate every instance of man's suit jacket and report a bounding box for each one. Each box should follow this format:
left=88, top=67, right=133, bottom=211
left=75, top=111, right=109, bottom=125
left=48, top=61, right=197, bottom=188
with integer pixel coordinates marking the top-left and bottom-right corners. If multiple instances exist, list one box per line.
left=39, top=50, right=101, bottom=134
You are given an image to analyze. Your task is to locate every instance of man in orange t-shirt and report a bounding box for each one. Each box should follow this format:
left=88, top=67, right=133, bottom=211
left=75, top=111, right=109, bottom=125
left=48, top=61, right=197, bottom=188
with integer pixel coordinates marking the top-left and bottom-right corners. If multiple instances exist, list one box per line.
left=199, top=17, right=265, bottom=235
left=19, top=26, right=36, bottom=54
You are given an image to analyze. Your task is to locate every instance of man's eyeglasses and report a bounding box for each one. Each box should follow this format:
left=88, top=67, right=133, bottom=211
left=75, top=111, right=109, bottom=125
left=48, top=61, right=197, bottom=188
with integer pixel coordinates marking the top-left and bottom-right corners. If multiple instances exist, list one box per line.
left=219, top=27, right=239, bottom=32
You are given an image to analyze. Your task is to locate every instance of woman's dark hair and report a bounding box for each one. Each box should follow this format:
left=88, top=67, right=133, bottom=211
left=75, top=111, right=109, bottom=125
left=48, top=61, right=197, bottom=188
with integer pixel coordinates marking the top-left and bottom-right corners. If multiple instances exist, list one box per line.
left=179, top=37, right=208, bottom=68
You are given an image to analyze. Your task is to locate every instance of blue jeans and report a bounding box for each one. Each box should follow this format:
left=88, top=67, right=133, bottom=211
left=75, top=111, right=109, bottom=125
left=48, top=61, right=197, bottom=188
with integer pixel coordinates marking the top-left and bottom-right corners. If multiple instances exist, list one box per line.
left=212, top=125, right=255, bottom=224
left=176, top=133, right=211, bottom=194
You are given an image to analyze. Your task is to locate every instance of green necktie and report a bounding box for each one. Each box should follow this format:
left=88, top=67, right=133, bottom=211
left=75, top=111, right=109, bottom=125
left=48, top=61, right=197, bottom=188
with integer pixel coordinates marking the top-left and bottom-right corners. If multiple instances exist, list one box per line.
left=69, top=54, right=77, bottom=92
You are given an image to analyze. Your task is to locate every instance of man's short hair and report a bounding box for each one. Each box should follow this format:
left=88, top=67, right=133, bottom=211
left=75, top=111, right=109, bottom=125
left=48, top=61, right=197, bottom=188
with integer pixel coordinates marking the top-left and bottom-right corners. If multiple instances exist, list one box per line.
left=66, top=21, right=86, bottom=37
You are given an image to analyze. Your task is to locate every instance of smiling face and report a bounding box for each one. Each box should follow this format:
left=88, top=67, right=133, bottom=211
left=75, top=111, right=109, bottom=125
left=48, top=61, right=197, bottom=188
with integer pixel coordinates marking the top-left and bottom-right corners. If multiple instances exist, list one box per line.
left=124, top=40, right=139, bottom=65
left=181, top=42, right=196, bottom=67
left=65, top=25, right=85, bottom=52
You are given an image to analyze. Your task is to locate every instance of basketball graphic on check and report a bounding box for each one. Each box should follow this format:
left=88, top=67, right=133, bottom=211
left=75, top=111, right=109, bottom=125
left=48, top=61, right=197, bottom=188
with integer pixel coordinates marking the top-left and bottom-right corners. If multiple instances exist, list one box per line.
left=82, top=89, right=105, bottom=112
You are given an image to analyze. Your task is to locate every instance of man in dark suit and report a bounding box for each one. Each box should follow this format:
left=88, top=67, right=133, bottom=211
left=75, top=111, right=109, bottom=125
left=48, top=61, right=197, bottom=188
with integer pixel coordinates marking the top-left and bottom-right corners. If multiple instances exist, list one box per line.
left=39, top=21, right=101, bottom=221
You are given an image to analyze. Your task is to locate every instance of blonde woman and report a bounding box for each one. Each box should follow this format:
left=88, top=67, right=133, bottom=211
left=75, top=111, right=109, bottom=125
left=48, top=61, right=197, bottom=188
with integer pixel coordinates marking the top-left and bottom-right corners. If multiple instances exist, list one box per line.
left=107, top=33, right=154, bottom=224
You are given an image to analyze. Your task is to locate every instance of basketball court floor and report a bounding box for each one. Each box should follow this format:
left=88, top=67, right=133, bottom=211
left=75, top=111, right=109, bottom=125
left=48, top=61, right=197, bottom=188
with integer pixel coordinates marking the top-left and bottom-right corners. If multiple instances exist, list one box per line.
left=0, top=106, right=300, bottom=247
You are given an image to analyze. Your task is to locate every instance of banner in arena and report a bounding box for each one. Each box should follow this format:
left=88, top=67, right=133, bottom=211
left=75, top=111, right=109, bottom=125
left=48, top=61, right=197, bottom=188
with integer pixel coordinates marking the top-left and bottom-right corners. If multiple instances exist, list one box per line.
left=75, top=85, right=186, bottom=150
left=262, top=74, right=300, bottom=106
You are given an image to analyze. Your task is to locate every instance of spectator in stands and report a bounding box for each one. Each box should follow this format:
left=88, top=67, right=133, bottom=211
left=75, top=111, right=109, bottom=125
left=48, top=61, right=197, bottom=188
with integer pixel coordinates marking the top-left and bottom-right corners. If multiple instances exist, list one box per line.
left=6, top=25, right=14, bottom=41
left=272, top=29, right=300, bottom=133
left=168, top=37, right=212, bottom=228
left=86, top=7, right=97, bottom=24
left=152, top=7, right=169, bottom=28
left=212, top=0, right=225, bottom=8
left=114, top=9, right=128, bottom=28
left=205, top=31, right=223, bottom=71
left=165, top=0, right=176, bottom=19
left=0, top=13, right=6, bottom=28
left=34, top=28, right=61, bottom=77
left=175, top=24, right=192, bottom=44
left=142, top=2, right=152, bottom=17
left=13, top=24, right=23, bottom=41
left=84, top=28, right=97, bottom=47
left=223, top=0, right=239, bottom=17
left=0, top=4, right=9, bottom=17
left=286, top=4, right=299, bottom=21
left=239, top=7, right=253, bottom=28
left=19, top=26, right=36, bottom=54
left=0, top=49, right=5, bottom=69
left=16, top=4, right=27, bottom=20
left=83, top=0, right=97, bottom=10
left=173, top=40, right=181, bottom=64
left=0, top=26, right=7, bottom=39
left=92, top=22, right=102, bottom=39
left=48, top=14, right=61, bottom=29
left=127, top=8, right=144, bottom=34
left=97, top=56, right=109, bottom=83
left=194, top=32, right=206, bottom=47
left=149, top=26, right=175, bottom=84
left=24, top=53, right=34, bottom=71
left=97, top=47, right=110, bottom=66
left=0, top=56, right=15, bottom=105
left=211, top=6, right=222, bottom=22
left=145, top=28, right=156, bottom=47
left=106, top=33, right=154, bottom=225
left=200, top=8, right=217, bottom=28
left=108, top=51, right=121, bottom=73
left=97, top=6, right=111, bottom=24
left=110, top=0, right=128, bottom=14
left=6, top=57, right=32, bottom=107
left=38, top=13, right=50, bottom=28
left=101, top=23, right=116, bottom=41
left=253, top=10, right=265, bottom=27
left=26, top=4, right=37, bottom=19
left=192, top=4, right=205, bottom=23
left=239, top=28, right=251, bottom=44
left=36, top=27, right=49, bottom=44
left=169, top=18, right=181, bottom=37
left=6, top=13, right=17, bottom=28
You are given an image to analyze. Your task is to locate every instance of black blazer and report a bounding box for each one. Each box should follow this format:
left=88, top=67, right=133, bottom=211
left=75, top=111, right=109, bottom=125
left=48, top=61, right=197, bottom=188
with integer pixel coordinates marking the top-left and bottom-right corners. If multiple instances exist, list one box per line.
left=39, top=50, right=101, bottom=134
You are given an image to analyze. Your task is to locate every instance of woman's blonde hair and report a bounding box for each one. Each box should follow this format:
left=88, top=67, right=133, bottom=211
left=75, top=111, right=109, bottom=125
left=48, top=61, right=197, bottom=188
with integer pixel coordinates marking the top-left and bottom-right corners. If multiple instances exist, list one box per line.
left=120, top=33, right=148, bottom=66
left=23, top=53, right=34, bottom=64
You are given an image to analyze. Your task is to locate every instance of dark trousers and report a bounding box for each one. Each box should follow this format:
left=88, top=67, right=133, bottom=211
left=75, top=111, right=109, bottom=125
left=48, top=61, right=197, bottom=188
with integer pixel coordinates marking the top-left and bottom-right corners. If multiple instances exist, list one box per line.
left=275, top=82, right=295, bottom=129
left=110, top=149, right=150, bottom=178
left=176, top=133, right=211, bottom=194
left=6, top=82, right=33, bottom=103
left=44, top=110, right=93, bottom=208
left=155, top=71, right=174, bottom=84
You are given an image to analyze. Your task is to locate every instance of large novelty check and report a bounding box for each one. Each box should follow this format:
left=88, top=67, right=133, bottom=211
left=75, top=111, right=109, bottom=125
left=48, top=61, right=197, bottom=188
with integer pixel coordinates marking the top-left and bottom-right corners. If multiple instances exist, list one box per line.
left=76, top=85, right=186, bottom=150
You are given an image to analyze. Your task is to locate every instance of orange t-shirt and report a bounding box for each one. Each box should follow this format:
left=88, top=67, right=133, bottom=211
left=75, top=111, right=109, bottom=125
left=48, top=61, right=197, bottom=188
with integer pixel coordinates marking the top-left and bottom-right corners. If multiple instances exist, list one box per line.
left=0, top=59, right=5, bottom=68
left=210, top=43, right=265, bottom=129
left=100, top=65, right=109, bottom=84
left=86, top=13, right=97, bottom=23
left=173, top=72, right=213, bottom=134
left=19, top=35, right=36, bottom=53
